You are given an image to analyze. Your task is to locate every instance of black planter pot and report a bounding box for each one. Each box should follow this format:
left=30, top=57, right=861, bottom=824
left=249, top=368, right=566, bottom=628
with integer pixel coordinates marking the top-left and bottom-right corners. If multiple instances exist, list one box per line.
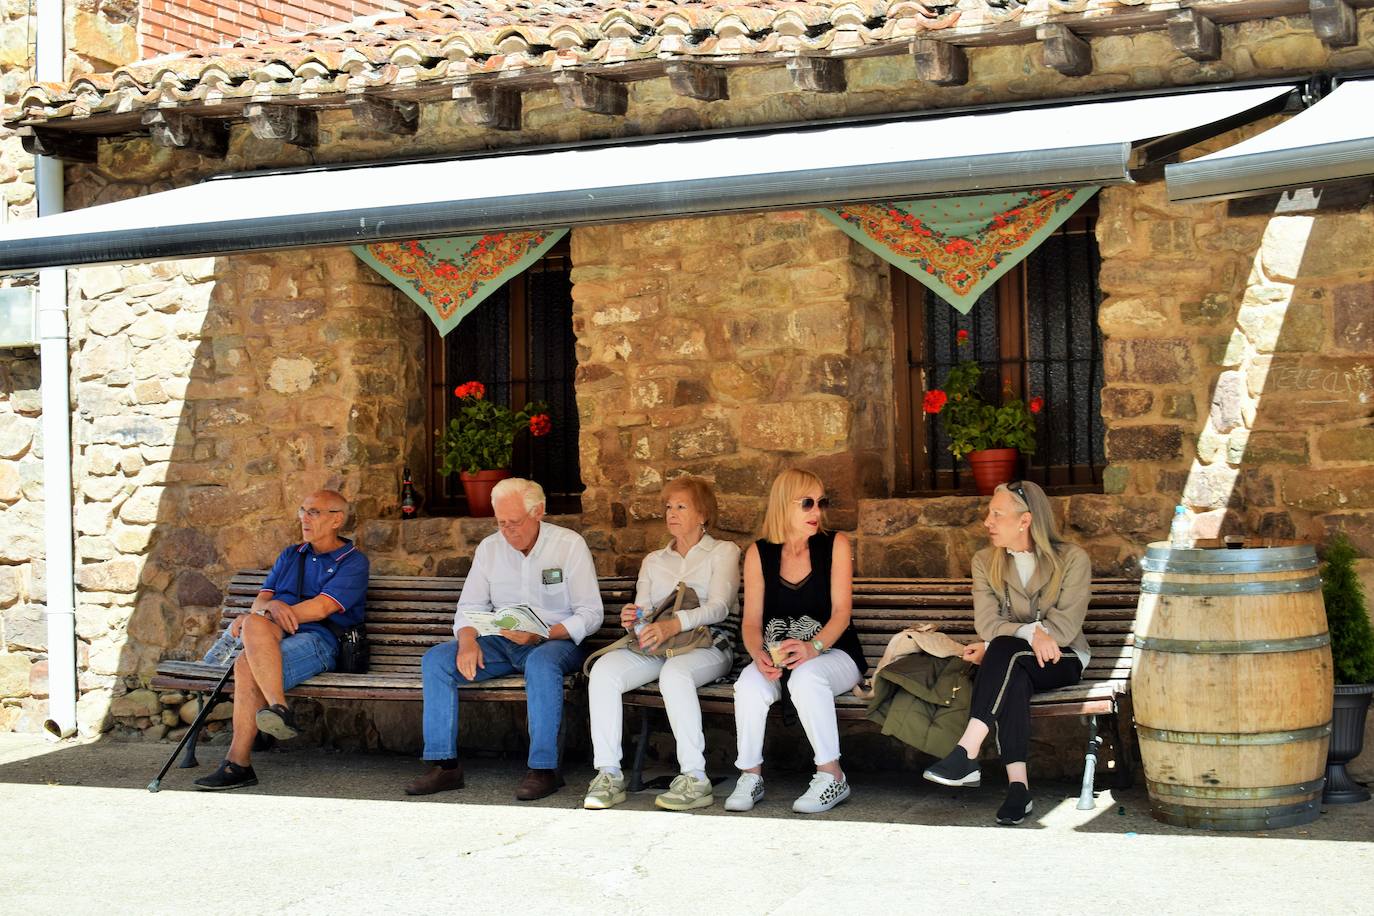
left=1323, top=683, right=1374, bottom=805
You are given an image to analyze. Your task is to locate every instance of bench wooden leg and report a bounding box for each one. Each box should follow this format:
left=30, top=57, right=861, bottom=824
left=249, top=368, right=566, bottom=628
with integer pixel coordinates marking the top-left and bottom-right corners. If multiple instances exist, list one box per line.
left=1076, top=714, right=1102, bottom=810
left=1106, top=709, right=1134, bottom=790
left=628, top=710, right=652, bottom=793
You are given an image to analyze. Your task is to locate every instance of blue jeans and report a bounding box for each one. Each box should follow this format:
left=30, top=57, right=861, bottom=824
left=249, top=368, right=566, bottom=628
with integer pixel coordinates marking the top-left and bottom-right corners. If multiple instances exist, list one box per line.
left=280, top=629, right=336, bottom=690
left=421, top=635, right=585, bottom=769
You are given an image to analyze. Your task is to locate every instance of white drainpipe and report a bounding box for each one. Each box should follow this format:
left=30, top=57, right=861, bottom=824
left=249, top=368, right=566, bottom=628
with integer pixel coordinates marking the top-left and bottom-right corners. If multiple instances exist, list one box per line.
left=36, top=0, right=77, bottom=740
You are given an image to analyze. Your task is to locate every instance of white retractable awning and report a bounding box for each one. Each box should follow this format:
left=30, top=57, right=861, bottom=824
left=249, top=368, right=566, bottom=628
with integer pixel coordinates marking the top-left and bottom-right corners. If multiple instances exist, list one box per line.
left=0, top=84, right=1293, bottom=274
left=1167, top=80, right=1374, bottom=204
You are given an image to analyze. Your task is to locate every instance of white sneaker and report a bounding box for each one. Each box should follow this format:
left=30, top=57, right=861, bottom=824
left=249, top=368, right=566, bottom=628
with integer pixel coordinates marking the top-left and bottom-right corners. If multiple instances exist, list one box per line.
left=583, top=770, right=627, bottom=810
left=792, top=772, right=851, bottom=814
left=724, top=773, right=765, bottom=812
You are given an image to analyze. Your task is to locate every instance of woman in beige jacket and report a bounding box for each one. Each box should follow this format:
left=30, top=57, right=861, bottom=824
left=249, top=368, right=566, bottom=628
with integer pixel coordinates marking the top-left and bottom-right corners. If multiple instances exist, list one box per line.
left=922, top=479, right=1091, bottom=826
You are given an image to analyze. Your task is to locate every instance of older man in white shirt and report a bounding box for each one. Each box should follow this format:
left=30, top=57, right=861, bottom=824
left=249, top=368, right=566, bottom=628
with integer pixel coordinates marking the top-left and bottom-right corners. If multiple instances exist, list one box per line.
left=405, top=478, right=602, bottom=801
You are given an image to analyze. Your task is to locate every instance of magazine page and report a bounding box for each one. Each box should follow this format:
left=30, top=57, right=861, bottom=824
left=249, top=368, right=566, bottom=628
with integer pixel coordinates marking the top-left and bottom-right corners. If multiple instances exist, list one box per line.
left=465, top=604, right=551, bottom=638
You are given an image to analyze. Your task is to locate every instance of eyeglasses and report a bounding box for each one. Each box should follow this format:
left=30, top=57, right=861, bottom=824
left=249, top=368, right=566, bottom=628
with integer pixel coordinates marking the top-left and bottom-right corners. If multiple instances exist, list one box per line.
left=795, top=497, right=830, bottom=511
left=297, top=507, right=343, bottom=519
left=496, top=515, right=532, bottom=531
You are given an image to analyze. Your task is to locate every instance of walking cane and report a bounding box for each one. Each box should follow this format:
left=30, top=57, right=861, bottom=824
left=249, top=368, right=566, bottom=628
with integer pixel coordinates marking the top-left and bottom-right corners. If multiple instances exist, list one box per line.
left=147, top=652, right=237, bottom=793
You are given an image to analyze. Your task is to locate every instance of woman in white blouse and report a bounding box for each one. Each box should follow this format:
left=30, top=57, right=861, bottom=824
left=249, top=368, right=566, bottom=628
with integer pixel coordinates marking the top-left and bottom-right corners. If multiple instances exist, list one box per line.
left=583, top=476, right=741, bottom=812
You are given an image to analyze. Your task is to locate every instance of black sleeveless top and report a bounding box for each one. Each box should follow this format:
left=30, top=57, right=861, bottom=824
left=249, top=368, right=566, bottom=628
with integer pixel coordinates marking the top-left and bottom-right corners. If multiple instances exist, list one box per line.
left=756, top=532, right=865, bottom=673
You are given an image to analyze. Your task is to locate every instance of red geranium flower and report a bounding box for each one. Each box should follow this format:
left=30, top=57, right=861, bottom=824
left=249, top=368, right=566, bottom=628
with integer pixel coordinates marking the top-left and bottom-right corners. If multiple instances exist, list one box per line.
left=1029, top=396, right=1044, bottom=414
left=454, top=380, right=486, bottom=400
left=529, top=413, right=553, bottom=437
left=956, top=329, right=970, bottom=345
left=923, top=390, right=948, bottom=415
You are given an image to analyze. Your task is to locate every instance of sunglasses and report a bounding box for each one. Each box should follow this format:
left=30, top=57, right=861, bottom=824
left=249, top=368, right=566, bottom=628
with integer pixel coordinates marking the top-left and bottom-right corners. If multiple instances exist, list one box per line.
left=297, top=507, right=343, bottom=519
left=1007, top=481, right=1028, bottom=504
left=796, top=497, right=830, bottom=511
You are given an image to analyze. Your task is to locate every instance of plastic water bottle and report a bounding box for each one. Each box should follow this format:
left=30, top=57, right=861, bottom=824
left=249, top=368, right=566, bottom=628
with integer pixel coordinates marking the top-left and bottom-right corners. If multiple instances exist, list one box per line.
left=202, top=627, right=242, bottom=667
left=1169, top=505, right=1193, bottom=550
left=632, top=607, right=647, bottom=636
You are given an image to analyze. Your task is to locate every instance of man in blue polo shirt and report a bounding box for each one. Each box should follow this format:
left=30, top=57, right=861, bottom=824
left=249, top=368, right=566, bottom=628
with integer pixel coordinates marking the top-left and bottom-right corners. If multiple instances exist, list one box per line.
left=194, top=488, right=369, bottom=790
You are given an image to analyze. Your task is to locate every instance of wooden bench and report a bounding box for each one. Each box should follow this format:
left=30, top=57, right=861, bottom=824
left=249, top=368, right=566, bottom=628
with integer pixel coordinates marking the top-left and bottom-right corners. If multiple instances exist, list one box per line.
left=623, top=577, right=1142, bottom=806
left=151, top=570, right=1140, bottom=803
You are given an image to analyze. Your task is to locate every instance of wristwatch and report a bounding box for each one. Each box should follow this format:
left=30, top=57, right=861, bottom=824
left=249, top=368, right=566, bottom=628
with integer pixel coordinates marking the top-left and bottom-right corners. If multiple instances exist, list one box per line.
left=810, top=638, right=825, bottom=654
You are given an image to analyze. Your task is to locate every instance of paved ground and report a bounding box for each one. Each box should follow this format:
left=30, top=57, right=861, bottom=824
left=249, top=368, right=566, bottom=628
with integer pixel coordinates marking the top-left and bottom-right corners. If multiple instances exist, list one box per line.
left=1, top=732, right=1371, bottom=915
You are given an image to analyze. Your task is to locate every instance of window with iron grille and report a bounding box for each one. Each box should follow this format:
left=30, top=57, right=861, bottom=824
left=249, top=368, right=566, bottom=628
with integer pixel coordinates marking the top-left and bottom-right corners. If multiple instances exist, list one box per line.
left=423, top=237, right=584, bottom=514
left=893, top=206, right=1105, bottom=495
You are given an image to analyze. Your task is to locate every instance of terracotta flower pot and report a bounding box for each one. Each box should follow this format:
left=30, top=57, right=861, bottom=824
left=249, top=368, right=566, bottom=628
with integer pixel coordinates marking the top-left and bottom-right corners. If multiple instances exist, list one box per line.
left=966, top=447, right=1019, bottom=496
left=460, top=469, right=512, bottom=517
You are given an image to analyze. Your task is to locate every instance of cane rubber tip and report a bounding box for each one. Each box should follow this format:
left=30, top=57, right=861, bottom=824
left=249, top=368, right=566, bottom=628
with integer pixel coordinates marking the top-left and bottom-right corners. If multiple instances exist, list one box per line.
left=147, top=780, right=161, bottom=793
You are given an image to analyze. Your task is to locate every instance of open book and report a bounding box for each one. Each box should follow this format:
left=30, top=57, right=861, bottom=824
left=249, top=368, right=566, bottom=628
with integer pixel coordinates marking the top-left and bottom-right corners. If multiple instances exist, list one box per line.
left=465, top=604, right=551, bottom=638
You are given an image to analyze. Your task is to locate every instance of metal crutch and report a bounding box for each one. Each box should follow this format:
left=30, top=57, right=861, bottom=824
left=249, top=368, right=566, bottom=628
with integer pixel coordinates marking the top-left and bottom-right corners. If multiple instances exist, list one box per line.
left=147, top=651, right=237, bottom=793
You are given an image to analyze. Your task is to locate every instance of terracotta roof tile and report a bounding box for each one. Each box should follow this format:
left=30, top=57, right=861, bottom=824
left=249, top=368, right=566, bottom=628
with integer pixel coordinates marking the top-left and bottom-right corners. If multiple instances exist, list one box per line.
left=3, top=0, right=1287, bottom=129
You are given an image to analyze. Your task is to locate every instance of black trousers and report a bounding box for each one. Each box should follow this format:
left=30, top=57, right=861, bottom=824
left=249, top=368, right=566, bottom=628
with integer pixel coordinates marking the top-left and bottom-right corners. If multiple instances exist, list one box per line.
left=969, top=634, right=1082, bottom=765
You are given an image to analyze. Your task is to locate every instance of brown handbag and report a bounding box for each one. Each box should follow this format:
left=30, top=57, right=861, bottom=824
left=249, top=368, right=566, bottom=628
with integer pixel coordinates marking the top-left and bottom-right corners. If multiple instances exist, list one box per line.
left=582, top=581, right=713, bottom=675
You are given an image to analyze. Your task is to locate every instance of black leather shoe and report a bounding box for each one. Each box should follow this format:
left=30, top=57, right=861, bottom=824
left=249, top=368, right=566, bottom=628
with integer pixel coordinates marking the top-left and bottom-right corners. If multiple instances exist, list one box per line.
left=255, top=703, right=300, bottom=741
left=193, top=759, right=258, bottom=791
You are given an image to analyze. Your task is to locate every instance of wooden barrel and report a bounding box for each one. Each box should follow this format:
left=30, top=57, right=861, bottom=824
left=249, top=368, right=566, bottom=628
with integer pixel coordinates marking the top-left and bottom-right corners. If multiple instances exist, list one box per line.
left=1133, top=540, right=1332, bottom=830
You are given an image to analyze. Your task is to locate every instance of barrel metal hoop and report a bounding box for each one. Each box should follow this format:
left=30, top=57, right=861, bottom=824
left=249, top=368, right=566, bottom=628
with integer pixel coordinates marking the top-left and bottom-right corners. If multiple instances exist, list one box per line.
left=1144, top=544, right=1317, bottom=567
left=1139, top=576, right=1322, bottom=596
left=1136, top=723, right=1332, bottom=745
left=1150, top=798, right=1322, bottom=830
left=1133, top=633, right=1331, bottom=654
left=1146, top=778, right=1327, bottom=800
left=1140, top=555, right=1319, bottom=574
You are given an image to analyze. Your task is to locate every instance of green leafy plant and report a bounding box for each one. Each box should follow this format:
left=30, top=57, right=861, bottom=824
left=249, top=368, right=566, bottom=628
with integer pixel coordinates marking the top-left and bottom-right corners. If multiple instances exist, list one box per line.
left=1321, top=533, right=1374, bottom=684
left=436, top=381, right=552, bottom=476
left=923, top=331, right=1041, bottom=460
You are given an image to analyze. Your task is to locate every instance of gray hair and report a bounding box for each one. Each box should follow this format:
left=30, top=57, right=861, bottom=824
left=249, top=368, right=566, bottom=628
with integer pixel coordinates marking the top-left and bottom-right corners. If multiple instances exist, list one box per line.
left=491, top=477, right=546, bottom=514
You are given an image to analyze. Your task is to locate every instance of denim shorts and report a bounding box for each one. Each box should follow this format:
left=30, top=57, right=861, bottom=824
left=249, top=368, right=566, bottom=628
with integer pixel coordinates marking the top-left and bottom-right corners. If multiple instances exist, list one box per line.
left=280, top=629, right=336, bottom=690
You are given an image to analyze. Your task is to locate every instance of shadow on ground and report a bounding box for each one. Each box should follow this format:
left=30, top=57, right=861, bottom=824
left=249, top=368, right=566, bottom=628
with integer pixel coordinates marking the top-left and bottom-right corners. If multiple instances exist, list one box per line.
left=1, top=734, right=1369, bottom=843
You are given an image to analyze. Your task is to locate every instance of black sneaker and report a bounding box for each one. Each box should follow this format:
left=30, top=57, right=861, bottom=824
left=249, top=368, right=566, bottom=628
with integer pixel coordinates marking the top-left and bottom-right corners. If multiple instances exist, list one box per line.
left=255, top=703, right=300, bottom=740
left=193, top=759, right=258, bottom=791
left=922, top=746, right=981, bottom=788
left=996, top=782, right=1033, bottom=826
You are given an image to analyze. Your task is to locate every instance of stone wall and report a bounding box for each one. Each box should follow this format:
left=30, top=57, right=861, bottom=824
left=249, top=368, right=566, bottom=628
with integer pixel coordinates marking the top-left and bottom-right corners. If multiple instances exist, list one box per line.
left=63, top=247, right=422, bottom=738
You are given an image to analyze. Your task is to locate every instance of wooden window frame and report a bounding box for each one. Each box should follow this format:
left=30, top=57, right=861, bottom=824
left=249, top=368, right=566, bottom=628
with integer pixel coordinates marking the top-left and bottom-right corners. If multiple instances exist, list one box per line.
left=421, top=237, right=583, bottom=516
left=893, top=208, right=1104, bottom=497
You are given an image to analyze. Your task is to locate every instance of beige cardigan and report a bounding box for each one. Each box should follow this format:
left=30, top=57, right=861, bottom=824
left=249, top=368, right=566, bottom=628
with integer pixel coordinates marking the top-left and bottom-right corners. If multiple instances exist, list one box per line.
left=971, top=542, right=1092, bottom=665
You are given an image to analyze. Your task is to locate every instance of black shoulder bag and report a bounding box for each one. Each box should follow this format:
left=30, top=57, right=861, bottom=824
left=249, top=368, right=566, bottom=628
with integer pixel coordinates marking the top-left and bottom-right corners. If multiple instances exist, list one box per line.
left=296, top=548, right=369, bottom=674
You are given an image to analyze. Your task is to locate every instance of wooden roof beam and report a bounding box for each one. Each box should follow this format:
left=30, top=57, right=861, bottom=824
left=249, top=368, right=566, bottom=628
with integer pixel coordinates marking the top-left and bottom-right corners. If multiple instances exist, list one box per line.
left=1311, top=0, right=1358, bottom=47
left=787, top=57, right=846, bottom=93
left=244, top=103, right=318, bottom=148
left=1037, top=24, right=1092, bottom=77
left=911, top=39, right=968, bottom=86
left=348, top=96, right=419, bottom=135
left=555, top=71, right=628, bottom=116
left=141, top=110, right=228, bottom=158
left=666, top=63, right=728, bottom=102
left=453, top=83, right=522, bottom=130
left=18, top=126, right=97, bottom=163
left=1168, top=10, right=1222, bottom=61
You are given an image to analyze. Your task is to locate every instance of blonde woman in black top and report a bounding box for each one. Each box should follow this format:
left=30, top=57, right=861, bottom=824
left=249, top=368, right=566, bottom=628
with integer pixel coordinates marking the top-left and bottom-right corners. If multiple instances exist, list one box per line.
left=923, top=479, right=1092, bottom=825
left=724, top=469, right=865, bottom=815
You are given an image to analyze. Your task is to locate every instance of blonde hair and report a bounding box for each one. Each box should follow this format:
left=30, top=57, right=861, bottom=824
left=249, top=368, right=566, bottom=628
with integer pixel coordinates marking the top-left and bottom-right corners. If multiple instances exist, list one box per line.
left=761, top=469, right=827, bottom=544
left=985, top=480, right=1067, bottom=601
left=491, top=477, right=546, bottom=514
left=663, top=476, right=718, bottom=529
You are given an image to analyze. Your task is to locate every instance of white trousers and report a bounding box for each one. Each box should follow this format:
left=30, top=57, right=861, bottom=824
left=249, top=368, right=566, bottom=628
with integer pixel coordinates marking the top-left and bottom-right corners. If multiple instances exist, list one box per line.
left=733, top=650, right=862, bottom=770
left=588, top=645, right=732, bottom=775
